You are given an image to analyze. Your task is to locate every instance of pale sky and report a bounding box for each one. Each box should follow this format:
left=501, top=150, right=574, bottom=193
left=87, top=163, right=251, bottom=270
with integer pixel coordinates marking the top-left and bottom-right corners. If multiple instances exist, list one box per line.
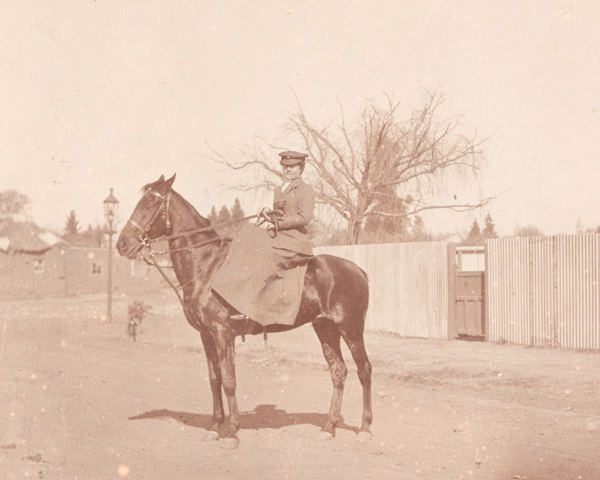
left=2, top=0, right=600, bottom=237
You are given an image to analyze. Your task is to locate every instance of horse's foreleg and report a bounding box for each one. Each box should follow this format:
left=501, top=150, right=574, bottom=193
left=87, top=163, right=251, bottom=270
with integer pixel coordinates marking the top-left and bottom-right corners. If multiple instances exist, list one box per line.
left=200, top=332, right=225, bottom=435
left=313, top=321, right=347, bottom=438
left=213, top=331, right=241, bottom=447
left=343, top=334, right=373, bottom=440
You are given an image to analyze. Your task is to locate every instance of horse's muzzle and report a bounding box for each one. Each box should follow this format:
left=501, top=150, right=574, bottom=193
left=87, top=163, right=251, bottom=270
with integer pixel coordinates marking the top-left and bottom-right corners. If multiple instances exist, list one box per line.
left=117, top=235, right=142, bottom=259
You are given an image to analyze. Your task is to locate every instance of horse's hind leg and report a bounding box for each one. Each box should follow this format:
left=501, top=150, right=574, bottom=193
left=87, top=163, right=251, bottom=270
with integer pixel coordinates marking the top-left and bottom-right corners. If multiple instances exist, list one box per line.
left=313, top=320, right=347, bottom=439
left=342, top=332, right=373, bottom=440
left=200, top=332, right=225, bottom=439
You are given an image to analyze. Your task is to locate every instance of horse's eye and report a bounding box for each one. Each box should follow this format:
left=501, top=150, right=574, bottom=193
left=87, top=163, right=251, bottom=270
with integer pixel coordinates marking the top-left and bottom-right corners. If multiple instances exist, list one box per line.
left=147, top=193, right=161, bottom=206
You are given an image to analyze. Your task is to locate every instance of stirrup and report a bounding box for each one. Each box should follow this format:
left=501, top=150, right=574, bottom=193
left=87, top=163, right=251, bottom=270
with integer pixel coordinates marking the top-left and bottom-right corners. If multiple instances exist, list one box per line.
left=230, top=314, right=249, bottom=321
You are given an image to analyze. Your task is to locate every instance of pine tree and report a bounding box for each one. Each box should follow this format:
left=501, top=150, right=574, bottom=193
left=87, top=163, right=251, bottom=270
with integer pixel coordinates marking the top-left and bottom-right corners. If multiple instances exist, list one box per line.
left=75, top=224, right=105, bottom=248
left=78, top=224, right=94, bottom=247
left=94, top=225, right=105, bottom=247
left=64, top=210, right=80, bottom=236
left=208, top=206, right=218, bottom=224
left=466, top=220, right=483, bottom=245
left=482, top=213, right=498, bottom=239
left=217, top=205, right=231, bottom=225
left=411, top=216, right=430, bottom=242
left=230, top=198, right=245, bottom=221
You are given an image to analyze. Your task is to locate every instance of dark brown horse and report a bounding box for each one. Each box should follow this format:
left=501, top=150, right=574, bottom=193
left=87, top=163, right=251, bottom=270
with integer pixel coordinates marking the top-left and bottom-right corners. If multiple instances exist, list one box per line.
left=116, top=174, right=372, bottom=447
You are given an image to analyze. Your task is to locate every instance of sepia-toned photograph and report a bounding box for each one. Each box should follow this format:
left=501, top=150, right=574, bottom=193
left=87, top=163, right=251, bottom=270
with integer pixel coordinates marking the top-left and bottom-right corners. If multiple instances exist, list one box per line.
left=1, top=1, right=599, bottom=478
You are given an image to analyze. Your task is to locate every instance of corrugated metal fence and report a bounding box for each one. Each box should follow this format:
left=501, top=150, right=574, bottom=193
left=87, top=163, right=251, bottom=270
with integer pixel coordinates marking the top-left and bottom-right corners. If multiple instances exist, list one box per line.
left=315, top=235, right=600, bottom=350
left=487, top=235, right=600, bottom=350
left=314, top=242, right=449, bottom=338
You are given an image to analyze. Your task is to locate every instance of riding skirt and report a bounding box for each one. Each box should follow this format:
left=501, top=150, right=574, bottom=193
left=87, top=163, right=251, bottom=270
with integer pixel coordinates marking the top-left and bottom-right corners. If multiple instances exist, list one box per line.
left=211, top=223, right=310, bottom=326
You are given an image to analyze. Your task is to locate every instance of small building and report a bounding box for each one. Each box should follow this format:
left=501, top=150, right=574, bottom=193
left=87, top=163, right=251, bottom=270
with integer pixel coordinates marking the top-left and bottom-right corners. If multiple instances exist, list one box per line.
left=0, top=216, right=68, bottom=299
left=62, top=246, right=165, bottom=297
left=0, top=216, right=165, bottom=301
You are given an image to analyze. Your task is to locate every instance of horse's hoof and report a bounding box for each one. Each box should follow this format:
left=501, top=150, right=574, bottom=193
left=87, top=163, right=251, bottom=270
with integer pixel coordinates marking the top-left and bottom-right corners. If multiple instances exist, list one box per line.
left=202, top=430, right=219, bottom=442
left=219, top=437, right=239, bottom=449
left=318, top=431, right=333, bottom=441
left=357, top=431, right=373, bottom=442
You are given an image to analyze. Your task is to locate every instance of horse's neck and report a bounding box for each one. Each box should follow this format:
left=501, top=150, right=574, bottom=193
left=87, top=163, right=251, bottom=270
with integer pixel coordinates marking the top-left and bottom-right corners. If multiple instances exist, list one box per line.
left=167, top=192, right=223, bottom=289
left=169, top=192, right=212, bottom=236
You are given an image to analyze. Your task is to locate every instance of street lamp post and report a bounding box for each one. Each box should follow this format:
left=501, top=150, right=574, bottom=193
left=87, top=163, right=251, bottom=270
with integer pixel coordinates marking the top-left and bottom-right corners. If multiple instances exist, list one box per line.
left=103, top=188, right=119, bottom=323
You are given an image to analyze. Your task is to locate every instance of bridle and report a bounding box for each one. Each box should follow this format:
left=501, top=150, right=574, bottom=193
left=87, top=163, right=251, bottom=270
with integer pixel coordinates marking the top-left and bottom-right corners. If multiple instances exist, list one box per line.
left=125, top=189, right=191, bottom=308
left=127, top=188, right=265, bottom=252
left=124, top=187, right=259, bottom=312
left=127, top=190, right=172, bottom=241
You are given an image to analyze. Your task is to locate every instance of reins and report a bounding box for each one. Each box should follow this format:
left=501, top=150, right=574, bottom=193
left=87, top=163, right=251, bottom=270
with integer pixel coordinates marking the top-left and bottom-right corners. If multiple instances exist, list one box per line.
left=144, top=214, right=259, bottom=245
left=138, top=232, right=227, bottom=318
left=140, top=246, right=209, bottom=336
left=128, top=187, right=282, bottom=320
left=142, top=248, right=187, bottom=308
left=126, top=185, right=284, bottom=340
left=131, top=194, right=258, bottom=312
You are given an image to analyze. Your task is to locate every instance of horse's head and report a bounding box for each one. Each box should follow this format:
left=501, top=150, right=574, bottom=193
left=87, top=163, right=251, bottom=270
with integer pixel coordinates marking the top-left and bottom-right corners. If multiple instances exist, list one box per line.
left=117, top=174, right=176, bottom=259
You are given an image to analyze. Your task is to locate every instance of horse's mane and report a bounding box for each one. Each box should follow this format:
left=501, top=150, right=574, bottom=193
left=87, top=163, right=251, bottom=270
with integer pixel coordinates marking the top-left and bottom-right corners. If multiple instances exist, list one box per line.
left=140, top=179, right=162, bottom=195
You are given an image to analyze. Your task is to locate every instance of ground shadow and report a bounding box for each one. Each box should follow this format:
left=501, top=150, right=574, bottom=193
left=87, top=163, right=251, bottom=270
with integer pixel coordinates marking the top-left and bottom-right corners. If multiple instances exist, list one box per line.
left=129, top=404, right=359, bottom=434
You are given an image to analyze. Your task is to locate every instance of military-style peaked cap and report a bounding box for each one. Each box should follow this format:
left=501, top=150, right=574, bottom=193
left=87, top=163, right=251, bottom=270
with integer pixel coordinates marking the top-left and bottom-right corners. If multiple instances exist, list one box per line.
left=279, top=150, right=308, bottom=166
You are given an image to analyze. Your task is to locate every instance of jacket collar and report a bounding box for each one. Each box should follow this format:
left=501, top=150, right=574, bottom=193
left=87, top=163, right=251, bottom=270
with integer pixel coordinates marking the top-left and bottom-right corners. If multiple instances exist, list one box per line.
left=282, top=177, right=303, bottom=194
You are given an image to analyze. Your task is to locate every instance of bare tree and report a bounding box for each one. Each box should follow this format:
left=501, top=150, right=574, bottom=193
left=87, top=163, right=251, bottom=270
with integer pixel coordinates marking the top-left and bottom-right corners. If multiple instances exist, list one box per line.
left=211, top=89, right=494, bottom=244
left=0, top=190, right=31, bottom=216
left=514, top=225, right=545, bottom=237
left=362, top=184, right=411, bottom=244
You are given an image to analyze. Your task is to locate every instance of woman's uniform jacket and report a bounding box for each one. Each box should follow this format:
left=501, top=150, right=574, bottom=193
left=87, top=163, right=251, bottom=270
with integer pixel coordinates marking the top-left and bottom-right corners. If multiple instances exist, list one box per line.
left=272, top=177, right=315, bottom=256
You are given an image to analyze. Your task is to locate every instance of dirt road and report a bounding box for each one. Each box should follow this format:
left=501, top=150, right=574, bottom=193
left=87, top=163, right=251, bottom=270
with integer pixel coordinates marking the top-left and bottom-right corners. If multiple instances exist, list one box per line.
left=1, top=292, right=599, bottom=479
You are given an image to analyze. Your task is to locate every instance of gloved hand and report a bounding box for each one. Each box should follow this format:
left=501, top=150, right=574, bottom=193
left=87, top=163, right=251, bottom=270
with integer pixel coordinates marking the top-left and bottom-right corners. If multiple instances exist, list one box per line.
left=266, top=224, right=277, bottom=238
left=256, top=207, right=284, bottom=227
left=256, top=207, right=284, bottom=237
left=268, top=208, right=284, bottom=224
left=256, top=207, right=270, bottom=227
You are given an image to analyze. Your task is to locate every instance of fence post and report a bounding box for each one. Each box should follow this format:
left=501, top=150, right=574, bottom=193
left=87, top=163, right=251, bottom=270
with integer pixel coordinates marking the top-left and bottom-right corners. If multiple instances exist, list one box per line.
left=551, top=235, right=558, bottom=348
left=447, top=242, right=457, bottom=340
left=484, top=240, right=490, bottom=342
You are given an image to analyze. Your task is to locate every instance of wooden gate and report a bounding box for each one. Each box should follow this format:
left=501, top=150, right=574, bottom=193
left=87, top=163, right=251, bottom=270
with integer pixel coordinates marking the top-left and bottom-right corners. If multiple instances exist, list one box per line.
left=448, top=245, right=486, bottom=339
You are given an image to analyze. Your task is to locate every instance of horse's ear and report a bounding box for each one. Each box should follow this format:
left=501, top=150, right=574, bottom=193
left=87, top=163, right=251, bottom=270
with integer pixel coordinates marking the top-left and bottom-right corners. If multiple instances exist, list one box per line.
left=158, top=175, right=165, bottom=182
left=166, top=173, right=176, bottom=188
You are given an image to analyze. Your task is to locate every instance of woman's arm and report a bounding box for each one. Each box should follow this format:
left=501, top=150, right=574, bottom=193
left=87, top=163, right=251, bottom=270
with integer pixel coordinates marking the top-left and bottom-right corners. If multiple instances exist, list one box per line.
left=278, top=183, right=315, bottom=229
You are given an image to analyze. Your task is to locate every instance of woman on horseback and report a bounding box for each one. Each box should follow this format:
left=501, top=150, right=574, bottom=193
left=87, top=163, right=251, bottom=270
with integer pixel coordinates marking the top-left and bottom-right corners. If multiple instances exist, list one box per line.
left=211, top=150, right=316, bottom=326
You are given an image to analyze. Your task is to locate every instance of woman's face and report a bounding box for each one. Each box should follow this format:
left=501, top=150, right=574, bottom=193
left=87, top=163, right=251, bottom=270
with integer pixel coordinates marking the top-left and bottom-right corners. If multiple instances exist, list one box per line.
left=282, top=164, right=302, bottom=181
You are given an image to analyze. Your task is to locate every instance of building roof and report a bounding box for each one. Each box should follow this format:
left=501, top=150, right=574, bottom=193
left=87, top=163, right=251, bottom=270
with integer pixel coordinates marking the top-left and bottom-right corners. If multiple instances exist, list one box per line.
left=0, top=216, right=65, bottom=254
